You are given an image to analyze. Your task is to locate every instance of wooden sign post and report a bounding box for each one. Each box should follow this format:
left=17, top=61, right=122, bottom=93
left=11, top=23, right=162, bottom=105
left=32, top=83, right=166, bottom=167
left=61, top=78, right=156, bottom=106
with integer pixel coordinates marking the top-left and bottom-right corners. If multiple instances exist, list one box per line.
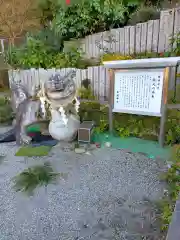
left=104, top=57, right=180, bottom=147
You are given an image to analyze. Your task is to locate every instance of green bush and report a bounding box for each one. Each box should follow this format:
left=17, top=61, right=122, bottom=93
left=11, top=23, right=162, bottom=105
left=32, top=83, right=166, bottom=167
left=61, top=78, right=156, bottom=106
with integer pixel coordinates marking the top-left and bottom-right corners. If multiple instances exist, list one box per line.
left=13, top=161, right=61, bottom=195
left=37, top=0, right=62, bottom=27
left=7, top=35, right=92, bottom=69
left=171, top=32, right=180, bottom=56
left=52, top=0, right=128, bottom=39
left=0, top=97, right=14, bottom=124
left=6, top=37, right=54, bottom=69
left=78, top=86, right=96, bottom=100
left=158, top=144, right=180, bottom=232
left=78, top=84, right=180, bottom=145
left=79, top=101, right=180, bottom=144
left=128, top=5, right=160, bottom=25
left=39, top=0, right=163, bottom=41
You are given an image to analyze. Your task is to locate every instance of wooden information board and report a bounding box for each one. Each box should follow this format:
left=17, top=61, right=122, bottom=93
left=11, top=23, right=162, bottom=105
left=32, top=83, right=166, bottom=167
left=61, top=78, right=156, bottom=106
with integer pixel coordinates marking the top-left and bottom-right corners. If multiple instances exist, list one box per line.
left=113, top=69, right=164, bottom=116
left=107, top=67, right=170, bottom=147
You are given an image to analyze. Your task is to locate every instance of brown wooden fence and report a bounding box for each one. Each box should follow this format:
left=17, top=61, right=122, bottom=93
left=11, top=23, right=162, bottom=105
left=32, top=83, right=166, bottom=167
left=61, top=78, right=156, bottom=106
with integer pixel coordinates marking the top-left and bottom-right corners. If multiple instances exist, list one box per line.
left=76, top=7, right=180, bottom=58
left=8, top=66, right=180, bottom=100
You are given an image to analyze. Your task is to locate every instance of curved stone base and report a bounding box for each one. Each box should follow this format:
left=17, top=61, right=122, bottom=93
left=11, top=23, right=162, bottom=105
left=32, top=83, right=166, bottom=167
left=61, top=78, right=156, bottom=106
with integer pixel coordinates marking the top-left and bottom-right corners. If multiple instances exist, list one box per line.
left=49, top=110, right=80, bottom=142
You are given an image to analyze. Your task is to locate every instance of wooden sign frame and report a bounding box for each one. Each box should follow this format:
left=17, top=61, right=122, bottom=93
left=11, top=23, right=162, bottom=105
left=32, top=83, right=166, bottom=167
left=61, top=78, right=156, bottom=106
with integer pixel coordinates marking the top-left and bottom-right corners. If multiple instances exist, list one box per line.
left=108, top=67, right=170, bottom=147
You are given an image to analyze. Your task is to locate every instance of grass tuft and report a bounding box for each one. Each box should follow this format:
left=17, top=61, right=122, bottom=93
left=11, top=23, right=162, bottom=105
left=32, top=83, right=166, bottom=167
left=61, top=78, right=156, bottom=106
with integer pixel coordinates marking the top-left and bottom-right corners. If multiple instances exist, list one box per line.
left=13, top=162, right=62, bottom=195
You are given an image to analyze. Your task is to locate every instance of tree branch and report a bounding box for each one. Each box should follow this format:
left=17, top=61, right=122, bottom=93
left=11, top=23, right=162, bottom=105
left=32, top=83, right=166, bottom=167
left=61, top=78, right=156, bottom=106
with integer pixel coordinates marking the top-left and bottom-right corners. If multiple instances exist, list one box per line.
left=0, top=0, right=39, bottom=39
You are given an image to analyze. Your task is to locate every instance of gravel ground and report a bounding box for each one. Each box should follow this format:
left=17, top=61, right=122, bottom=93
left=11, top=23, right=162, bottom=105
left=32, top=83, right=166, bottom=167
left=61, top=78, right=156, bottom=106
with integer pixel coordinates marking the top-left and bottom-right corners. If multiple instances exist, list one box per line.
left=0, top=127, right=167, bottom=240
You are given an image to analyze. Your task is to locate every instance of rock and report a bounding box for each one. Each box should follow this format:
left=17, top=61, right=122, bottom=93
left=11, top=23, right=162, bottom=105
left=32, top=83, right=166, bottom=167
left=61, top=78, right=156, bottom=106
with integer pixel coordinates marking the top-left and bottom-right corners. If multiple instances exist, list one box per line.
left=79, top=143, right=88, bottom=149
left=62, top=146, right=73, bottom=152
left=21, top=135, right=32, bottom=145
left=104, top=142, right=112, bottom=148
left=75, top=147, right=86, bottom=154
left=49, top=110, right=80, bottom=141
left=87, top=144, right=97, bottom=151
left=85, top=151, right=91, bottom=155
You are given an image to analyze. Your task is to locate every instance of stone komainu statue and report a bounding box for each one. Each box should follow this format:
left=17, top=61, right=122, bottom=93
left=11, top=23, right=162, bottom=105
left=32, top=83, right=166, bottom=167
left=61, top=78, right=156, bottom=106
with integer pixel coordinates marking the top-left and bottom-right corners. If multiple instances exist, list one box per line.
left=42, top=71, right=80, bottom=142
left=10, top=81, right=40, bottom=145
left=44, top=70, right=77, bottom=108
left=10, top=70, right=80, bottom=145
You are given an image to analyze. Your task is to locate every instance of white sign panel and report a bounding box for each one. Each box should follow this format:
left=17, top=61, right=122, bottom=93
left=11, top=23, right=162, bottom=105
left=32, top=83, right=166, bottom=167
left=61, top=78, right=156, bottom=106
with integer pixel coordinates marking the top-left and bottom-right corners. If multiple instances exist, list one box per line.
left=113, top=70, right=164, bottom=116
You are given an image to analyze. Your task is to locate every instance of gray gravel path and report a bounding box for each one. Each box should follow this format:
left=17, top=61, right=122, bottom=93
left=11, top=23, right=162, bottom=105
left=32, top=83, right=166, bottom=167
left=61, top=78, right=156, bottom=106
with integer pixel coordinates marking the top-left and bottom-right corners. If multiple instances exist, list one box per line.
left=0, top=128, right=166, bottom=240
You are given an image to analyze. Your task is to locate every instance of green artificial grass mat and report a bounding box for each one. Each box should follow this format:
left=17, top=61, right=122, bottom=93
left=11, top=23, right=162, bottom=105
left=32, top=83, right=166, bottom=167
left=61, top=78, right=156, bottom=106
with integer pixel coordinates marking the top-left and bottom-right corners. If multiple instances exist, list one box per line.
left=26, top=124, right=41, bottom=133
left=92, top=132, right=170, bottom=160
left=15, top=146, right=52, bottom=157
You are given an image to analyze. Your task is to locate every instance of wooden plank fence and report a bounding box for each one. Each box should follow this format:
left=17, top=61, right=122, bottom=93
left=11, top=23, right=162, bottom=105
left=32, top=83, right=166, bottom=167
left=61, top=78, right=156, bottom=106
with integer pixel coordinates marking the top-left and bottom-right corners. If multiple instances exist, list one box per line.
left=8, top=66, right=180, bottom=100
left=8, top=67, right=109, bottom=99
left=76, top=7, right=180, bottom=58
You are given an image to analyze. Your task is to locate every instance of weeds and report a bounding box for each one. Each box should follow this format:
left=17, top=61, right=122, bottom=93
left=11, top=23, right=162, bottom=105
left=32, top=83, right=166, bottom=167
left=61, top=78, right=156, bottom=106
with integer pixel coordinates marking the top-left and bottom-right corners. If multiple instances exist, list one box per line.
left=13, top=161, right=62, bottom=195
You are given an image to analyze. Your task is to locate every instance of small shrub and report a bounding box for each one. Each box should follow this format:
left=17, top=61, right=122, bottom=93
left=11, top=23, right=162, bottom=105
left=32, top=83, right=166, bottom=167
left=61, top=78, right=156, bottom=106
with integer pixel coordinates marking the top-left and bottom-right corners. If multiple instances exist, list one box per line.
left=157, top=144, right=180, bottom=232
left=53, top=0, right=127, bottom=40
left=0, top=96, right=14, bottom=124
left=171, top=144, right=180, bottom=164
left=79, top=92, right=179, bottom=145
left=78, top=86, right=96, bottom=100
left=158, top=199, right=174, bottom=232
left=171, top=32, right=180, bottom=56
left=128, top=5, right=160, bottom=25
left=77, top=58, right=100, bottom=69
left=13, top=162, right=61, bottom=195
left=132, top=52, right=158, bottom=59
left=94, top=117, right=108, bottom=133
left=7, top=35, right=97, bottom=69
left=101, top=53, right=132, bottom=63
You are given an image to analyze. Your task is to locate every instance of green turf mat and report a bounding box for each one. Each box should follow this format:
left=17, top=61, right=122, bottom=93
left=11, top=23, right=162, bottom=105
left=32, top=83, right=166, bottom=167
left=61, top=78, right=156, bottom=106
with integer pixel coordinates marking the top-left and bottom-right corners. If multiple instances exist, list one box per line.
left=15, top=146, right=52, bottom=157
left=26, top=124, right=41, bottom=133
left=92, top=132, right=170, bottom=160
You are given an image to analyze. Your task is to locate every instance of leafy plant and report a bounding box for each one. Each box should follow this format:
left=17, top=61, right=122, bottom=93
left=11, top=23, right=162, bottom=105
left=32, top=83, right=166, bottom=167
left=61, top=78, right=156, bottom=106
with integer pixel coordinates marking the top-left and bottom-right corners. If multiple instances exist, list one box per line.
left=158, top=199, right=174, bottom=232
left=101, top=53, right=132, bottom=63
left=53, top=50, right=80, bottom=68
left=13, top=162, right=61, bottom=195
left=7, top=34, right=87, bottom=69
left=165, top=115, right=180, bottom=145
left=158, top=144, right=180, bottom=232
left=117, top=127, right=130, bottom=137
left=28, top=28, right=64, bottom=53
left=0, top=96, right=14, bottom=124
left=52, top=0, right=127, bottom=40
left=171, top=144, right=180, bottom=163
left=6, top=36, right=54, bottom=69
left=78, top=86, right=96, bottom=100
left=128, top=5, right=160, bottom=25
left=114, top=120, right=130, bottom=137
left=128, top=118, right=144, bottom=136
left=94, top=118, right=108, bottom=133
left=171, top=32, right=180, bottom=56
left=79, top=93, right=180, bottom=144
left=37, top=0, right=62, bottom=27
